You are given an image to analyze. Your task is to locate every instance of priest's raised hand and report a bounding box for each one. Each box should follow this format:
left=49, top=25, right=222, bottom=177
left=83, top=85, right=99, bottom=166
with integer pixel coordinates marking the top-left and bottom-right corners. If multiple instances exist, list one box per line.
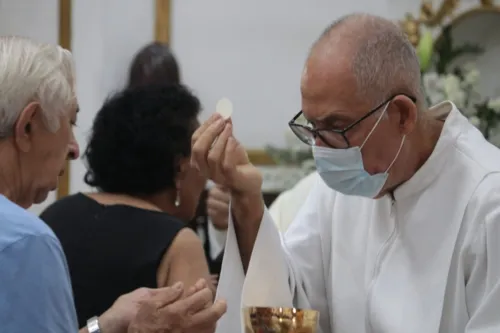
left=190, top=113, right=266, bottom=270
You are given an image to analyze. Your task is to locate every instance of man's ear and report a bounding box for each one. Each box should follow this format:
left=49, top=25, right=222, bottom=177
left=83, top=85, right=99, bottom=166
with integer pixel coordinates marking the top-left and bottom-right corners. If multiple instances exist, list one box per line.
left=391, top=95, right=418, bottom=135
left=13, top=102, right=39, bottom=152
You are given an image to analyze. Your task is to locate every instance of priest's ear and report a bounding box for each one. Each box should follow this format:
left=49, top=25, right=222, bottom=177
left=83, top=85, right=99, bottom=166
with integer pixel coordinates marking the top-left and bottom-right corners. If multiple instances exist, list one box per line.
left=390, top=94, right=418, bottom=135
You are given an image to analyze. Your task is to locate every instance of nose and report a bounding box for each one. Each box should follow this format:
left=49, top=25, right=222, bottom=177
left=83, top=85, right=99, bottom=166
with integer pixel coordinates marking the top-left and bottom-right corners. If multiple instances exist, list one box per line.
left=67, top=140, right=80, bottom=160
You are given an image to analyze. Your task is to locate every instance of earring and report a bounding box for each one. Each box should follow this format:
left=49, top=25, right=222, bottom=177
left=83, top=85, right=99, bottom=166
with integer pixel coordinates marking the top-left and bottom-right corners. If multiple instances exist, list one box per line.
left=174, top=190, right=181, bottom=207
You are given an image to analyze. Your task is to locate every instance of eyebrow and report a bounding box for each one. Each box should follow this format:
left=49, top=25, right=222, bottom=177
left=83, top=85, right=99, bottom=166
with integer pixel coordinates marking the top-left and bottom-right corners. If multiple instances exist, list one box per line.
left=314, top=112, right=353, bottom=128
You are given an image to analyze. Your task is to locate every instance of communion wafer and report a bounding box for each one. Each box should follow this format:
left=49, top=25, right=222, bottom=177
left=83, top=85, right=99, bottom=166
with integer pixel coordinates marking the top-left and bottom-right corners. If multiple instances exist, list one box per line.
left=216, top=97, right=233, bottom=120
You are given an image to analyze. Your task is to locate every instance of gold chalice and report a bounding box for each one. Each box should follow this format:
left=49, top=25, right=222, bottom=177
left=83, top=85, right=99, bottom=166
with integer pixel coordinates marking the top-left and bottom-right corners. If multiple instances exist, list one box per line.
left=243, top=306, right=319, bottom=333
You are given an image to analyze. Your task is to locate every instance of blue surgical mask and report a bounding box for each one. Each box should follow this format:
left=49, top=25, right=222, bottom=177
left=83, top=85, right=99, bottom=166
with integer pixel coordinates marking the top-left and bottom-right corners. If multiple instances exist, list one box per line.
left=312, top=103, right=405, bottom=198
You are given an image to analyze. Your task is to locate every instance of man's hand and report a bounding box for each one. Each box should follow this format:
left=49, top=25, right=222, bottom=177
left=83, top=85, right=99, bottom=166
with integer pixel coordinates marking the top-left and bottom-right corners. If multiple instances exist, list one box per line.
left=97, top=287, right=154, bottom=333
left=191, top=113, right=263, bottom=197
left=191, top=113, right=266, bottom=270
left=128, top=279, right=227, bottom=333
left=207, top=185, right=230, bottom=230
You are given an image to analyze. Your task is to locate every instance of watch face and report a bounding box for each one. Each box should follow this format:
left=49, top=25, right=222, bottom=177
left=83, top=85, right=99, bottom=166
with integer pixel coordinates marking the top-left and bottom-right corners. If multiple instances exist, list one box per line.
left=87, top=316, right=101, bottom=333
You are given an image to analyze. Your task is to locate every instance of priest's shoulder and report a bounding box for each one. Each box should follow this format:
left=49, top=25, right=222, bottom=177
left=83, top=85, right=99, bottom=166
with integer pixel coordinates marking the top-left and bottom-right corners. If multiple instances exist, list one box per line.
left=455, top=128, right=500, bottom=173
left=466, top=172, right=500, bottom=223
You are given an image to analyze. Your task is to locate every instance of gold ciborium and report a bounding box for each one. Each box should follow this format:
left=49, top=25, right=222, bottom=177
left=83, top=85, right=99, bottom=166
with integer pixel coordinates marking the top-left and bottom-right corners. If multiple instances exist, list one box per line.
left=243, top=306, right=319, bottom=333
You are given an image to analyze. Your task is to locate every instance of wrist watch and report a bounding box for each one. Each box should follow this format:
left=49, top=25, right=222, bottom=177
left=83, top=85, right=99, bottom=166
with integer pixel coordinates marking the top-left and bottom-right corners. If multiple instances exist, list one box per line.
left=87, top=316, right=101, bottom=333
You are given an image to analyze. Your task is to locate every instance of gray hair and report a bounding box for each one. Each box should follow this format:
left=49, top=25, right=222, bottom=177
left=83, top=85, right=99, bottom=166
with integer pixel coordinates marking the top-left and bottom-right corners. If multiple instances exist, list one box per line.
left=0, top=36, right=76, bottom=138
left=316, top=14, right=425, bottom=110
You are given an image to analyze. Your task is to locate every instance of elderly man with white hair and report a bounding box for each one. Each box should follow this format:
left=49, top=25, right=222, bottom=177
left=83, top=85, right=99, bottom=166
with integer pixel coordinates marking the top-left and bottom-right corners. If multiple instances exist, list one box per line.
left=0, top=36, right=225, bottom=333
left=192, top=13, right=500, bottom=333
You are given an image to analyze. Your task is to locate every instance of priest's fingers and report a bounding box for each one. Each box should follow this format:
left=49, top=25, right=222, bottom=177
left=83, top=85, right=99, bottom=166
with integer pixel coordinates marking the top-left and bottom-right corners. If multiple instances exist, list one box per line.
left=192, top=113, right=221, bottom=146
left=207, top=123, right=232, bottom=179
left=192, top=117, right=227, bottom=172
left=221, top=137, right=240, bottom=182
left=223, top=137, right=262, bottom=194
left=191, top=113, right=222, bottom=170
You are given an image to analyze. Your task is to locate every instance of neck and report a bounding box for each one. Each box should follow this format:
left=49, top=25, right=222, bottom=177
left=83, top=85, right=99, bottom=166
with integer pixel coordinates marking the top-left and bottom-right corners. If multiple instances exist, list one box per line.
left=142, top=191, right=178, bottom=215
left=386, top=116, right=444, bottom=194
left=0, top=142, right=27, bottom=207
left=88, top=191, right=178, bottom=216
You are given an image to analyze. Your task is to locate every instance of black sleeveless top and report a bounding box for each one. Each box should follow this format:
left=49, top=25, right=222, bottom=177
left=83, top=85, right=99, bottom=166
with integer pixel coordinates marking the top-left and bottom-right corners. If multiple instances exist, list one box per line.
left=40, top=193, right=185, bottom=328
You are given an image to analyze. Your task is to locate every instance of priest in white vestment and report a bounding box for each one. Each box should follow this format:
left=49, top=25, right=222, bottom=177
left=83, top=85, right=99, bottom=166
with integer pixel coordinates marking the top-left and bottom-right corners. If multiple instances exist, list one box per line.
left=190, top=13, right=500, bottom=333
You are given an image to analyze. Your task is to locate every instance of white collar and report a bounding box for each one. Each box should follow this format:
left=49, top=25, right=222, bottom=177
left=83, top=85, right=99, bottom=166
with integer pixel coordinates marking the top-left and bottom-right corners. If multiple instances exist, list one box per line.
left=393, top=101, right=466, bottom=201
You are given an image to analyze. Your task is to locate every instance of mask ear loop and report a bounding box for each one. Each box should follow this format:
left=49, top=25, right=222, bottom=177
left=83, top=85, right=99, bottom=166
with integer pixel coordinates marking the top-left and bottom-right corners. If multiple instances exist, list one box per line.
left=360, top=102, right=390, bottom=150
left=385, top=135, right=406, bottom=173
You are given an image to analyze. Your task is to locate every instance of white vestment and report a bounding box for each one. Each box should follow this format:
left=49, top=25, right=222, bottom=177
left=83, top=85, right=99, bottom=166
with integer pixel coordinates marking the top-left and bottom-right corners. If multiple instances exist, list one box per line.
left=215, top=101, right=500, bottom=333
left=269, top=171, right=319, bottom=233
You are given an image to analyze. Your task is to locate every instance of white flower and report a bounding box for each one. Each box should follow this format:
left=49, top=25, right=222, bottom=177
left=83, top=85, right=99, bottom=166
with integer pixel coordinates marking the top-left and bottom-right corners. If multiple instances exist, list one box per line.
left=443, top=74, right=466, bottom=108
left=443, top=74, right=461, bottom=95
left=422, top=72, right=444, bottom=93
left=463, top=68, right=480, bottom=87
left=427, top=91, right=446, bottom=106
left=469, top=116, right=481, bottom=127
left=487, top=97, right=500, bottom=114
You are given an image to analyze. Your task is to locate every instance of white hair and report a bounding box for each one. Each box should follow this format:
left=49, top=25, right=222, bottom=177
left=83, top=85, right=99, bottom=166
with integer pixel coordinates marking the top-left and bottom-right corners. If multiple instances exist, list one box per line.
left=317, top=14, right=425, bottom=110
left=0, top=36, right=76, bottom=138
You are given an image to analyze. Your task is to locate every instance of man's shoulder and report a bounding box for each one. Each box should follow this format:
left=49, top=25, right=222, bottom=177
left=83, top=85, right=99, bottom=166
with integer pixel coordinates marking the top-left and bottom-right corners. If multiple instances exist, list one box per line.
left=0, top=195, right=58, bottom=253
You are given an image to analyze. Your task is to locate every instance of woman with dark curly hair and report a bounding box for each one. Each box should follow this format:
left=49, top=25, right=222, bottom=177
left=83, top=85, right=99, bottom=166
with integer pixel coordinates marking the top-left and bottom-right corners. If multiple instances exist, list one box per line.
left=40, top=84, right=210, bottom=328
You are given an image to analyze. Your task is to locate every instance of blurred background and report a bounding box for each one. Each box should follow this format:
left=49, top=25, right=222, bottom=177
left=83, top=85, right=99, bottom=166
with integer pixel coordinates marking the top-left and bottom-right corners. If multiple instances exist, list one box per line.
left=1, top=0, right=498, bottom=213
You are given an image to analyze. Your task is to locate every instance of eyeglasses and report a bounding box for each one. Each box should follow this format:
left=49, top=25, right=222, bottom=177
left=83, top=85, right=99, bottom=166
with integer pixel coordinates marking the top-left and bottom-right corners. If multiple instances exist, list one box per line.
left=288, top=93, right=416, bottom=149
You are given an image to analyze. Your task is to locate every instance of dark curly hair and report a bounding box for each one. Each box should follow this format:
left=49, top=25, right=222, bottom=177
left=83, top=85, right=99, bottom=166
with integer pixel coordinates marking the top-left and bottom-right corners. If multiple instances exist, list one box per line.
left=127, top=42, right=180, bottom=88
left=83, top=84, right=200, bottom=196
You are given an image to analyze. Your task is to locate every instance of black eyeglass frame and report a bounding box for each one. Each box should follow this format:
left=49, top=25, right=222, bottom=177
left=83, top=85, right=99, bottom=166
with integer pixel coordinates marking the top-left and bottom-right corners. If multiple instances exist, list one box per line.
left=288, top=93, right=417, bottom=148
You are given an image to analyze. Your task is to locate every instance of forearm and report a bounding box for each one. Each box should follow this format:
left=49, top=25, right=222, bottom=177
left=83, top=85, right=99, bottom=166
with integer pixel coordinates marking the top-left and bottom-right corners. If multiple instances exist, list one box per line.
left=231, top=192, right=265, bottom=272
left=78, top=328, right=89, bottom=333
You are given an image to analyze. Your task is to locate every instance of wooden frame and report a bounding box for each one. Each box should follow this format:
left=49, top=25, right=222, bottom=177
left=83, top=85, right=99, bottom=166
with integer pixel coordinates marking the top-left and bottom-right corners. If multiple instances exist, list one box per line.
left=56, top=0, right=72, bottom=199
left=155, top=0, right=171, bottom=43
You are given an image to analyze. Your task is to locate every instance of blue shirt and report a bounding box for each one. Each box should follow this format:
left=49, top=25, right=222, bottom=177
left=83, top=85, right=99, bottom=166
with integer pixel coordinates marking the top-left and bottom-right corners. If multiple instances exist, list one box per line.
left=0, top=195, right=78, bottom=332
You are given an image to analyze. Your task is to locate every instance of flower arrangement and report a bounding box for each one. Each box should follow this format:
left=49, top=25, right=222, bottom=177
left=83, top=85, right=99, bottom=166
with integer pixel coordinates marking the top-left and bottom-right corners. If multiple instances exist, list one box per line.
left=265, top=129, right=316, bottom=173
left=417, top=25, right=500, bottom=146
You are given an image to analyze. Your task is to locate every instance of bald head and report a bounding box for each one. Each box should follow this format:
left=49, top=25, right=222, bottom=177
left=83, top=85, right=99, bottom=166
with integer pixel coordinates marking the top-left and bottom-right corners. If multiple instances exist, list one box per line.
left=306, top=13, right=423, bottom=109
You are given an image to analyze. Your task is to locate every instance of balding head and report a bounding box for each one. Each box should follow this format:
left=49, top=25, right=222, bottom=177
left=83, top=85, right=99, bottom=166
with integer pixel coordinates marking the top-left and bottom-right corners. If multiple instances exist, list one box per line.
left=298, top=14, right=442, bottom=198
left=304, top=13, right=423, bottom=110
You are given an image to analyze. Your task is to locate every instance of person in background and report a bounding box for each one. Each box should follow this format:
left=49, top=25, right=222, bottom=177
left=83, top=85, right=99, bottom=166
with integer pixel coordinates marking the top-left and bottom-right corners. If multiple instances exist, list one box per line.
left=204, top=184, right=230, bottom=279
left=40, top=84, right=213, bottom=329
left=0, top=36, right=225, bottom=333
left=127, top=41, right=180, bottom=88
left=126, top=41, right=225, bottom=283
